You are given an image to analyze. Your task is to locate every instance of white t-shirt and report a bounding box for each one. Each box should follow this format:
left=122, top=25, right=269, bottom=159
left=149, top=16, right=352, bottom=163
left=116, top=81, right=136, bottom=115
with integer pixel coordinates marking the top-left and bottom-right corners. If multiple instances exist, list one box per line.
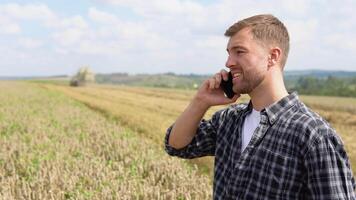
left=241, top=108, right=261, bottom=152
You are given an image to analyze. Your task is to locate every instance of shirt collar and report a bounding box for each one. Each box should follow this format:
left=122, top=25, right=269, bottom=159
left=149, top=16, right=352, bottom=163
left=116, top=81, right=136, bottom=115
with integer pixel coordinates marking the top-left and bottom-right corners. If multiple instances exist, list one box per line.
left=245, top=92, right=299, bottom=125
left=263, top=92, right=299, bottom=124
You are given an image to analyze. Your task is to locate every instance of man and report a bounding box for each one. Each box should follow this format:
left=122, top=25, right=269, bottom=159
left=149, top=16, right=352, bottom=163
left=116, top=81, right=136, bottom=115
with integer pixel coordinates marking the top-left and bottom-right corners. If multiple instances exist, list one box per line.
left=164, top=14, right=355, bottom=199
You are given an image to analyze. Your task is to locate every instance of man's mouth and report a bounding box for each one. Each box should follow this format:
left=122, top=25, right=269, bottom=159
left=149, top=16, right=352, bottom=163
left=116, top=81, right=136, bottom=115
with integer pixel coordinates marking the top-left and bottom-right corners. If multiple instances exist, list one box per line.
left=232, top=72, right=242, bottom=79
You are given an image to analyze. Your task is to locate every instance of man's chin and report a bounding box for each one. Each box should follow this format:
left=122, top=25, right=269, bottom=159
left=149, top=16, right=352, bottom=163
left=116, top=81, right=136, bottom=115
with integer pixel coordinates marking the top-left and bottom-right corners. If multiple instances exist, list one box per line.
left=233, top=86, right=250, bottom=95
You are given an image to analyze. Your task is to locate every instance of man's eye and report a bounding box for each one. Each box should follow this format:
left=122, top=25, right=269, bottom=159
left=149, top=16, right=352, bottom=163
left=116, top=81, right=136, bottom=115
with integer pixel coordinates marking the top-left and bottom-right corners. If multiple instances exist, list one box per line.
left=236, top=51, right=244, bottom=54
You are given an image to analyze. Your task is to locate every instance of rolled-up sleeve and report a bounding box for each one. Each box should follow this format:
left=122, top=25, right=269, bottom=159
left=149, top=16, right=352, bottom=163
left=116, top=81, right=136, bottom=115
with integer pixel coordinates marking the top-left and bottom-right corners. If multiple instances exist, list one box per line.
left=164, top=109, right=225, bottom=159
left=304, top=129, right=356, bottom=199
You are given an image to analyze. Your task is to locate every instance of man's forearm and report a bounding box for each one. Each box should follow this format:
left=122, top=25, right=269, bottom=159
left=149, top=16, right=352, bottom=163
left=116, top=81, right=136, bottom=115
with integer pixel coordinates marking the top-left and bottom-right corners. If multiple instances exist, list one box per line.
left=168, top=98, right=210, bottom=149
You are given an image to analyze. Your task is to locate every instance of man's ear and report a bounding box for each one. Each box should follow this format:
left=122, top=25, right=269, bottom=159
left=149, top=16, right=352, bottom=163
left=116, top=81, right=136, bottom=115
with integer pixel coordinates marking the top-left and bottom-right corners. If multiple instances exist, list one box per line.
left=268, top=47, right=281, bottom=67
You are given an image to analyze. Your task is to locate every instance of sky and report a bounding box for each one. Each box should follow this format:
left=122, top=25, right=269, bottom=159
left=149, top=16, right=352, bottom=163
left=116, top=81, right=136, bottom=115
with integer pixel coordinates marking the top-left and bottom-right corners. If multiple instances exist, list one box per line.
left=0, top=0, right=355, bottom=76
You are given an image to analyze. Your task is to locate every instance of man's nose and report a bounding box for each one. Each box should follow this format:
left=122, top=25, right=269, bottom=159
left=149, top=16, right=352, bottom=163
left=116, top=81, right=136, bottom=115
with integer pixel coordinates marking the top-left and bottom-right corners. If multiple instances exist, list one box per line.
left=225, top=55, right=235, bottom=68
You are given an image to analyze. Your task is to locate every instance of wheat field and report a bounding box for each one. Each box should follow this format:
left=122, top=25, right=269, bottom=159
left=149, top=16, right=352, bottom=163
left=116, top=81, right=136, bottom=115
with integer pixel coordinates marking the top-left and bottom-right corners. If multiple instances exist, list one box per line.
left=0, top=81, right=355, bottom=199
left=42, top=82, right=356, bottom=175
left=0, top=81, right=211, bottom=200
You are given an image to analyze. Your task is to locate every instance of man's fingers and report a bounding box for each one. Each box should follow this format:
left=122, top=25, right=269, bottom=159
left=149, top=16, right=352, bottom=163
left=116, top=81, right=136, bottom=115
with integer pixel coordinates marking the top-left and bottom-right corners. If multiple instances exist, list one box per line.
left=214, top=73, right=222, bottom=89
left=207, top=70, right=230, bottom=90
left=208, top=78, right=215, bottom=90
left=220, top=69, right=229, bottom=81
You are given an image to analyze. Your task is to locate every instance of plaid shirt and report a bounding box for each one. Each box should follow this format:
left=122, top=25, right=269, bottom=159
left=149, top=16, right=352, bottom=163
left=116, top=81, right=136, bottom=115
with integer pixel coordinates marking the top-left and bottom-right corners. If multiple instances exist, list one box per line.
left=165, top=92, right=355, bottom=199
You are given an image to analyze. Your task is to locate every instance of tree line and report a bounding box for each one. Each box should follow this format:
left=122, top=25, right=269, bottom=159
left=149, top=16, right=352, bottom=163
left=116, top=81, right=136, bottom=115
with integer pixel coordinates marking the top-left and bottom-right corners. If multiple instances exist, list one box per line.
left=289, top=76, right=356, bottom=97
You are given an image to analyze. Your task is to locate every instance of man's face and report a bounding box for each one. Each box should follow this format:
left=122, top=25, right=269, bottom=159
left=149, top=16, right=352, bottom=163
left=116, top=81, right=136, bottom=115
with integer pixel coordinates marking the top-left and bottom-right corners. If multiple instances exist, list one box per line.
left=225, top=28, right=270, bottom=95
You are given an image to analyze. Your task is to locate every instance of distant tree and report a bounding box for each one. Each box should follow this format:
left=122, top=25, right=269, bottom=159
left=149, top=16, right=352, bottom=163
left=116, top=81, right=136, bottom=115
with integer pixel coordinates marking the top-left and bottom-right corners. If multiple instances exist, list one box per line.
left=164, top=72, right=176, bottom=76
left=350, top=77, right=356, bottom=85
left=293, top=76, right=356, bottom=97
left=70, top=66, right=95, bottom=87
left=295, top=76, right=321, bottom=94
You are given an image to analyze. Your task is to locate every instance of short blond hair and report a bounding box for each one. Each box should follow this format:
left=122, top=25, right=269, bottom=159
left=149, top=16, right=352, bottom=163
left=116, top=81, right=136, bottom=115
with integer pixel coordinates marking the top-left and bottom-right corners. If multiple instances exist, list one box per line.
left=225, top=14, right=290, bottom=68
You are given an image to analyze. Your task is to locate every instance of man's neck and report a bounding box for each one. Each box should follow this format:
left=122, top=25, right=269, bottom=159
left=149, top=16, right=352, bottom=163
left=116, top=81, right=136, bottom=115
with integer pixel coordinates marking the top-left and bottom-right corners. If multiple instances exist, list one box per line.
left=248, top=69, right=288, bottom=111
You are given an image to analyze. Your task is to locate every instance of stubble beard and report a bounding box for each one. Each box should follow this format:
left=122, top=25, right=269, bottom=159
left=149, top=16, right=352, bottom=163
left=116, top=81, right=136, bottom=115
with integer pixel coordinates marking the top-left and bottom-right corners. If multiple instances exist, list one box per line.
left=233, top=73, right=264, bottom=95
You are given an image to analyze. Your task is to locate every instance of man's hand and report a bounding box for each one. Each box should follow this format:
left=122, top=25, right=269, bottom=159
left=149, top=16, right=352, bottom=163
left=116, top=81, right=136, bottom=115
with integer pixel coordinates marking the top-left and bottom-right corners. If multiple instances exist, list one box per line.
left=194, top=69, right=240, bottom=109
left=168, top=69, right=240, bottom=149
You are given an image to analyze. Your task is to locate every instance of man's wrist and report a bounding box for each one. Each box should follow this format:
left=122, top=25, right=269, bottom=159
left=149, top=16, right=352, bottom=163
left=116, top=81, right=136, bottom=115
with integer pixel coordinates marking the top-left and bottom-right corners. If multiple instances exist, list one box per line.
left=191, top=96, right=210, bottom=112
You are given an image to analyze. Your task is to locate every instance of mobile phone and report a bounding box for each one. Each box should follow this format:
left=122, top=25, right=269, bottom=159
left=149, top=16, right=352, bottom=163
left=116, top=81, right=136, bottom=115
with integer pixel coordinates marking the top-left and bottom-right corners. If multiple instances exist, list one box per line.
left=220, top=72, right=235, bottom=99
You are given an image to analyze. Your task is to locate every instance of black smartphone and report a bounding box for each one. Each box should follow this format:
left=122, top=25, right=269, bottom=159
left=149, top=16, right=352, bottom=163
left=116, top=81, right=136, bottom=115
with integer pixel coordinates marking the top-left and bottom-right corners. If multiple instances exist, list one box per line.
left=220, top=72, right=235, bottom=99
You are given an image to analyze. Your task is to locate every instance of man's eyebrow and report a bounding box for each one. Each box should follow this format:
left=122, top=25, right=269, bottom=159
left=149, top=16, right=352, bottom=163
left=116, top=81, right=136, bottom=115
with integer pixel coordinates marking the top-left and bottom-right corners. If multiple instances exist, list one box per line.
left=226, top=45, right=248, bottom=52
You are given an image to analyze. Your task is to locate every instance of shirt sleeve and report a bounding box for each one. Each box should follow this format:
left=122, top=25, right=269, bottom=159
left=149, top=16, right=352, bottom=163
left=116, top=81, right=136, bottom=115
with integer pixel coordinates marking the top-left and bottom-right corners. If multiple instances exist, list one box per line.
left=304, top=128, right=356, bottom=199
left=164, top=109, right=226, bottom=159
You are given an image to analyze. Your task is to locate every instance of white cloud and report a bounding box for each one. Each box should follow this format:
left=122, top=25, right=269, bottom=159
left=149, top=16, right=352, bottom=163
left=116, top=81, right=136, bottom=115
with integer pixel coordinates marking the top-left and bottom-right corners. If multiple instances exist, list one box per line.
left=0, top=16, right=21, bottom=34
left=0, top=3, right=55, bottom=20
left=286, top=18, right=318, bottom=46
left=99, top=0, right=202, bottom=16
left=280, top=0, right=310, bottom=16
left=17, top=37, right=43, bottom=48
left=75, top=40, right=122, bottom=55
left=323, top=33, right=356, bottom=54
left=59, top=15, right=88, bottom=29
left=52, top=28, right=85, bottom=46
left=88, top=7, right=120, bottom=24
left=52, top=6, right=179, bottom=56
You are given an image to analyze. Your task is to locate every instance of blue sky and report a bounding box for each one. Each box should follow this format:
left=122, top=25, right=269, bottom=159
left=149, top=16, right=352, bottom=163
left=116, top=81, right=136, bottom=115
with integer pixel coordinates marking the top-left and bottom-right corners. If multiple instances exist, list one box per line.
left=0, top=0, right=355, bottom=76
